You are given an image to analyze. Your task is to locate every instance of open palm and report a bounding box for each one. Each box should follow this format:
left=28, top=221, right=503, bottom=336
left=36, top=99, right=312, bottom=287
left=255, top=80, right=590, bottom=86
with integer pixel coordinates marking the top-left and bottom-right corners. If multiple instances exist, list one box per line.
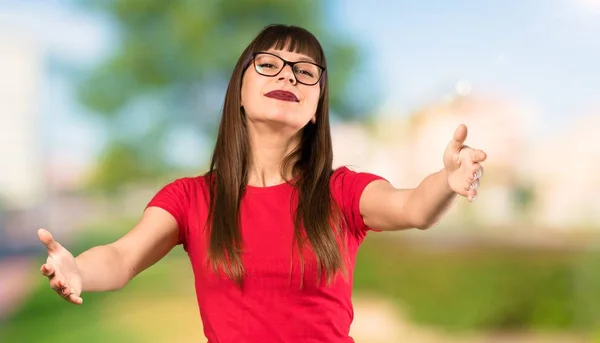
left=443, top=124, right=487, bottom=202
left=38, top=228, right=83, bottom=305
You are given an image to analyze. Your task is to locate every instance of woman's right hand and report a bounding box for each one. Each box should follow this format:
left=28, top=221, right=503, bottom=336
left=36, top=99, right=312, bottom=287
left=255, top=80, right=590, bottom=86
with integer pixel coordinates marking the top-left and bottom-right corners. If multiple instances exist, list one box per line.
left=37, top=228, right=83, bottom=305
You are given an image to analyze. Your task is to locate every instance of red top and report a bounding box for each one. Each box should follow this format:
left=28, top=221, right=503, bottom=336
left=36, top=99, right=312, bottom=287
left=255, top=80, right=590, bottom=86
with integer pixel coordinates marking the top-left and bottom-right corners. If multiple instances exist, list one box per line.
left=146, top=166, right=385, bottom=343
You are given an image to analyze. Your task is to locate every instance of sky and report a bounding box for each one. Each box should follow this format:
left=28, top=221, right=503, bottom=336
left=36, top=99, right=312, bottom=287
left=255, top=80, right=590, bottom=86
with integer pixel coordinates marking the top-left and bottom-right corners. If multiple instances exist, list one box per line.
left=330, top=0, right=600, bottom=125
left=1, top=0, right=599, bottom=166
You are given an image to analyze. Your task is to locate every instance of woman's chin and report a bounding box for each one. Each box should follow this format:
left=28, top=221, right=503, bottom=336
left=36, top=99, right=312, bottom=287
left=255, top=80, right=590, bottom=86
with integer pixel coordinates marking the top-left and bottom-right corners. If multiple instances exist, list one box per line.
left=258, top=111, right=310, bottom=129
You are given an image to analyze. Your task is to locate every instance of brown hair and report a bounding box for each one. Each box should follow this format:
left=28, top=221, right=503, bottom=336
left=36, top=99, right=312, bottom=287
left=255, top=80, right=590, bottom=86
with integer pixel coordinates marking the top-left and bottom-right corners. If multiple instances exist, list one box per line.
left=206, top=24, right=346, bottom=286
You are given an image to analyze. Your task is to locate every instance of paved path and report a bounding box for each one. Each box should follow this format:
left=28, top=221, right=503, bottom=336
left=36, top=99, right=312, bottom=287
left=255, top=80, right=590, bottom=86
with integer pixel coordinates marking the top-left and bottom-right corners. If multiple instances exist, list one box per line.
left=0, top=256, right=38, bottom=321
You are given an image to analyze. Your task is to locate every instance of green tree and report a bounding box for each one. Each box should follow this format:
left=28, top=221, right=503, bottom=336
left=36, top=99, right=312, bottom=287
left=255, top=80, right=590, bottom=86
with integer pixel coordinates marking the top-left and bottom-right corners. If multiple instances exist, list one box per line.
left=76, top=0, right=379, bottom=192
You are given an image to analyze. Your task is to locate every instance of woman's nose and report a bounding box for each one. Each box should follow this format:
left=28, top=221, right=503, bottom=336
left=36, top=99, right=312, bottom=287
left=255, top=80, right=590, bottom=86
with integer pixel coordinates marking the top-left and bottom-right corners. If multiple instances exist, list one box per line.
left=278, top=64, right=297, bottom=85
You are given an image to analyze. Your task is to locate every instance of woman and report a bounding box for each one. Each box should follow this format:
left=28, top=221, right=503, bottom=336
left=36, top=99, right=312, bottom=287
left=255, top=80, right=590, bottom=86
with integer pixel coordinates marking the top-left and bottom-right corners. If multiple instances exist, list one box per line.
left=38, top=24, right=486, bottom=342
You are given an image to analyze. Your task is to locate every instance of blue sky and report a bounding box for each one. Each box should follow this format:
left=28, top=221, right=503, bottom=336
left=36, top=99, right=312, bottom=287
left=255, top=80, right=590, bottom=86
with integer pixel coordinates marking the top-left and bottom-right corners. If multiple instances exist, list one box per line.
left=330, top=0, right=600, bottom=125
left=1, top=0, right=599, bottom=164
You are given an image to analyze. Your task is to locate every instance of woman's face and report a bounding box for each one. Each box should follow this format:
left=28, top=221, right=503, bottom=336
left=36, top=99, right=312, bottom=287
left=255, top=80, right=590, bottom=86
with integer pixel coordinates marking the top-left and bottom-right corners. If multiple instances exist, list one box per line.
left=240, top=48, right=322, bottom=132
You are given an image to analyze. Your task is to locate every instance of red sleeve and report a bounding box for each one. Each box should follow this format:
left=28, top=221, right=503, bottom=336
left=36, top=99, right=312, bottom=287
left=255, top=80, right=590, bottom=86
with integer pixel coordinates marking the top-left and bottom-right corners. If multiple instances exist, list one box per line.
left=145, top=178, right=191, bottom=249
left=331, top=167, right=387, bottom=242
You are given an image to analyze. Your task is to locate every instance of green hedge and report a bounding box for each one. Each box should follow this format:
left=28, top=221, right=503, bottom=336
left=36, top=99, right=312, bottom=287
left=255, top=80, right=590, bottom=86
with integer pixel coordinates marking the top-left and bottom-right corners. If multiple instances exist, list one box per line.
left=2, top=223, right=598, bottom=342
left=354, top=234, right=600, bottom=333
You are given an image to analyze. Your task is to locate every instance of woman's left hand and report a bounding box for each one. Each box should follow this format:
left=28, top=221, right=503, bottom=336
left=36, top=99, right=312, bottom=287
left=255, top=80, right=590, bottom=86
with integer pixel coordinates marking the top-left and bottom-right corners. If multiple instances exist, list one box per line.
left=443, top=124, right=487, bottom=202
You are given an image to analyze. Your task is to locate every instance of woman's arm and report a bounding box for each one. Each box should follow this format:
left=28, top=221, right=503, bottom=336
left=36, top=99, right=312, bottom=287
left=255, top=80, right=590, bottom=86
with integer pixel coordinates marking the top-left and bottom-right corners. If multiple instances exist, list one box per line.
left=359, top=124, right=486, bottom=231
left=39, top=207, right=180, bottom=303
left=79, top=207, right=180, bottom=291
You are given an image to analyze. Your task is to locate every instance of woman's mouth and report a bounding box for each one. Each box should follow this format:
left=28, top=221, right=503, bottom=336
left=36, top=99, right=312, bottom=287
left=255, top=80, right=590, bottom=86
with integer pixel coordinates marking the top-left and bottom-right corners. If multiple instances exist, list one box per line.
left=264, top=90, right=299, bottom=102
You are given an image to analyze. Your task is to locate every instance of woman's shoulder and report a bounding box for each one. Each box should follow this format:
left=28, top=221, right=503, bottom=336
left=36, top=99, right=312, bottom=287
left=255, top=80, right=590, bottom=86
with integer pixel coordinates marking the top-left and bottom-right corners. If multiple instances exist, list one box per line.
left=147, top=173, right=210, bottom=212
left=330, top=165, right=387, bottom=194
left=155, top=173, right=211, bottom=197
left=330, top=165, right=356, bottom=180
left=331, top=165, right=379, bottom=182
left=171, top=174, right=210, bottom=187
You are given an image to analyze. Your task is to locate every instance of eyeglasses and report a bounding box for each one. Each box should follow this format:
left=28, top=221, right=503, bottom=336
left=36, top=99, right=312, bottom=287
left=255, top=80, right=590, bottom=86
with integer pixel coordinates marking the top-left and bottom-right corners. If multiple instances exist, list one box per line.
left=252, top=52, right=325, bottom=86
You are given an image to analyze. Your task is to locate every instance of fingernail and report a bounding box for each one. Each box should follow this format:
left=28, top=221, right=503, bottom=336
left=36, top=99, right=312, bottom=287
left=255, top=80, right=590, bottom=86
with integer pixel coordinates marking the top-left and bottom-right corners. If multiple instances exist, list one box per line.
left=471, top=195, right=477, bottom=202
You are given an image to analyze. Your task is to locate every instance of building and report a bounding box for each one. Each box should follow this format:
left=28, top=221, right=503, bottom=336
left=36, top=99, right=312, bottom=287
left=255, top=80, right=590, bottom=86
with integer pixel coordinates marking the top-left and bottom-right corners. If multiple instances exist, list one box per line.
left=0, top=34, right=46, bottom=211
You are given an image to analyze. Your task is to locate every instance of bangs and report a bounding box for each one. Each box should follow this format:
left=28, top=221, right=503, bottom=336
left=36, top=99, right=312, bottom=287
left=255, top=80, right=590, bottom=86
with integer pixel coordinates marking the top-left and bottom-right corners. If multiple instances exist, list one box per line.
left=250, top=25, right=325, bottom=66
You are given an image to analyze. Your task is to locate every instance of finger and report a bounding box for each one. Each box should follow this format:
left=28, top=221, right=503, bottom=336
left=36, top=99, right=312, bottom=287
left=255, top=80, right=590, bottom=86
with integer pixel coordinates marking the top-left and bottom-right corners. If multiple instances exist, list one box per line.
left=468, top=189, right=478, bottom=203
left=53, top=281, right=81, bottom=305
left=67, top=293, right=83, bottom=305
left=56, top=288, right=76, bottom=303
left=464, top=179, right=474, bottom=192
left=40, top=264, right=55, bottom=278
left=468, top=179, right=481, bottom=191
left=55, top=284, right=82, bottom=304
left=448, top=124, right=468, bottom=150
left=468, top=165, right=484, bottom=181
left=37, top=228, right=61, bottom=253
left=473, top=165, right=484, bottom=180
left=469, top=149, right=487, bottom=163
left=50, top=278, right=66, bottom=291
left=60, top=286, right=71, bottom=297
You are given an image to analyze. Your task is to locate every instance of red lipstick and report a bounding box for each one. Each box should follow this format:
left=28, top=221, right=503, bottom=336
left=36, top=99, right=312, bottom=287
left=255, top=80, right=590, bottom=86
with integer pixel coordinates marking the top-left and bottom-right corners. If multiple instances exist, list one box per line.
left=265, top=90, right=299, bottom=102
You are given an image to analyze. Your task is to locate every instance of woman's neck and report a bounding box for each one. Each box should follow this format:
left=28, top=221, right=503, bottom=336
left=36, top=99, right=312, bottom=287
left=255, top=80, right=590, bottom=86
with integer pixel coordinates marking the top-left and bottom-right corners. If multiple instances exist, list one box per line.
left=246, top=128, right=301, bottom=187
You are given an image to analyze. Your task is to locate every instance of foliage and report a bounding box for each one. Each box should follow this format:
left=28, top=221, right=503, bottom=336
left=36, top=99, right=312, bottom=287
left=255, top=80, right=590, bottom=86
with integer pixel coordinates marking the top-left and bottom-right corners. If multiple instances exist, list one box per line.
left=0, top=222, right=191, bottom=343
left=355, top=234, right=600, bottom=333
left=72, top=0, right=379, bottom=192
left=7, top=222, right=596, bottom=340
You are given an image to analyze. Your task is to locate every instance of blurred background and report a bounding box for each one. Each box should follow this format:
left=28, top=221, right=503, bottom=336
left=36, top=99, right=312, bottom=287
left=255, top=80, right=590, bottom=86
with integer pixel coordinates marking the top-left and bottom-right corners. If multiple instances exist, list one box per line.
left=1, top=0, right=599, bottom=342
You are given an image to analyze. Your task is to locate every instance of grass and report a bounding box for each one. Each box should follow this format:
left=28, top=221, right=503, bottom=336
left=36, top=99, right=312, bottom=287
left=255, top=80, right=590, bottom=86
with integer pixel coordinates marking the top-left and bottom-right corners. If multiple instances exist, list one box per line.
left=0, top=253, right=200, bottom=343
left=2, top=222, right=599, bottom=341
left=354, top=234, right=600, bottom=334
left=0, top=221, right=200, bottom=343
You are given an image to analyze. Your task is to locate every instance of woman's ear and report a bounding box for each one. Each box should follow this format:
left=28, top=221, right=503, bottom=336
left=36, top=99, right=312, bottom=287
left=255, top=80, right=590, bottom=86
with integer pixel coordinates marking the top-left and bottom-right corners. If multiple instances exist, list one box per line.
left=311, top=115, right=316, bottom=124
